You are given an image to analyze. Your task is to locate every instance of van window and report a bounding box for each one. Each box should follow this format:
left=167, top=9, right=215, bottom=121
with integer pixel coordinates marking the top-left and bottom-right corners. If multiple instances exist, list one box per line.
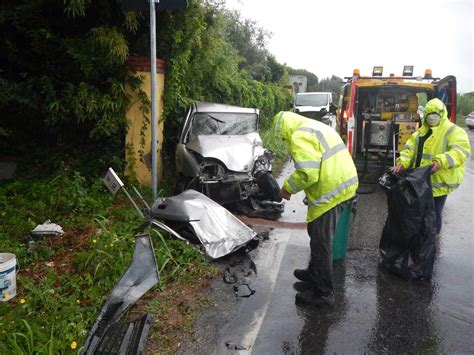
left=296, top=93, right=329, bottom=107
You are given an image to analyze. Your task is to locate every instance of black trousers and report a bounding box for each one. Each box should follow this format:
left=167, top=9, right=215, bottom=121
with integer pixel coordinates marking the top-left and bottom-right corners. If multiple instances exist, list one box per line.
left=434, top=195, right=448, bottom=234
left=306, top=202, right=345, bottom=297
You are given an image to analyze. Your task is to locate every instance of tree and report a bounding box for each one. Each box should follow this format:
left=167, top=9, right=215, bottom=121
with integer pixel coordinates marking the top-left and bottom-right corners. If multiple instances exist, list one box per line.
left=318, top=75, right=344, bottom=102
left=0, top=0, right=141, bottom=172
left=0, top=0, right=292, bottom=173
left=457, top=92, right=474, bottom=115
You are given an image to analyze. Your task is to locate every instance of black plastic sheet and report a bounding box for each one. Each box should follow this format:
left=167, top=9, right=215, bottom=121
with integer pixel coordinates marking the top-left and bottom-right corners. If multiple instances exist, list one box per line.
left=379, top=166, right=437, bottom=280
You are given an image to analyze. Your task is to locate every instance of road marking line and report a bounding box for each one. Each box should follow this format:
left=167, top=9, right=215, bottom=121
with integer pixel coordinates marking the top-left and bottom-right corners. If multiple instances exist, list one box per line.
left=236, top=232, right=291, bottom=354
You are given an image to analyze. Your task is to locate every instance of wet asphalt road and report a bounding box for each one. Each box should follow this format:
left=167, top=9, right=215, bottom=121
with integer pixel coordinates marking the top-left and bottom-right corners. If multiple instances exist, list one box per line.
left=178, top=129, right=474, bottom=354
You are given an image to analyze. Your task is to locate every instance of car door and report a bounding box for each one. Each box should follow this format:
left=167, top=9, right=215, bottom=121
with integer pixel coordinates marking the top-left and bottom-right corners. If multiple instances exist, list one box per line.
left=176, top=105, right=200, bottom=177
left=435, top=76, right=457, bottom=123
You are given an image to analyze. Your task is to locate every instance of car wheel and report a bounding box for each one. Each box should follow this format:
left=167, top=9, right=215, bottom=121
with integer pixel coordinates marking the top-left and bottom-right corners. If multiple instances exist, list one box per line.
left=255, top=171, right=282, bottom=202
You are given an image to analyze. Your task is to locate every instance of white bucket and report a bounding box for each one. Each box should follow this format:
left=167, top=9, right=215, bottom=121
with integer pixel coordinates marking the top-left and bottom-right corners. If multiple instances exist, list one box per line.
left=0, top=253, right=17, bottom=301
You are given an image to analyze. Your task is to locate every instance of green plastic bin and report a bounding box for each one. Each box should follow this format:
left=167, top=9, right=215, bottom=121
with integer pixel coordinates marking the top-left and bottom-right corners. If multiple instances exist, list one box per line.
left=333, top=197, right=358, bottom=260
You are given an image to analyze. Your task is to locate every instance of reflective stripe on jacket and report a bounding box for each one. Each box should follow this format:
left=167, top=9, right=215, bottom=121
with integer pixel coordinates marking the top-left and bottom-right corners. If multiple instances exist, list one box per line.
left=396, top=98, right=471, bottom=197
left=274, top=111, right=359, bottom=222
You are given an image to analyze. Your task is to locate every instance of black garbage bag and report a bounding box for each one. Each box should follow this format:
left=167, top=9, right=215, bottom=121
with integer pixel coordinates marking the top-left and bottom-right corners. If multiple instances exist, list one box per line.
left=378, top=166, right=437, bottom=280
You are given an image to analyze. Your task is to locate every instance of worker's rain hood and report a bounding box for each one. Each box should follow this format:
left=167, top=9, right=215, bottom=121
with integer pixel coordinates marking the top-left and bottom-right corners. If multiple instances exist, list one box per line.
left=150, top=190, right=257, bottom=259
left=186, top=132, right=265, bottom=172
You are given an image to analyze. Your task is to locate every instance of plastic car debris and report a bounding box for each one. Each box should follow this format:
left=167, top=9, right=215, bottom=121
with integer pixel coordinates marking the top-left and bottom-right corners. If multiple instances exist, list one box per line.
left=30, top=220, right=64, bottom=237
left=233, top=284, right=256, bottom=298
left=93, top=314, right=153, bottom=355
left=82, top=234, right=159, bottom=354
left=225, top=341, right=250, bottom=350
left=223, top=267, right=238, bottom=284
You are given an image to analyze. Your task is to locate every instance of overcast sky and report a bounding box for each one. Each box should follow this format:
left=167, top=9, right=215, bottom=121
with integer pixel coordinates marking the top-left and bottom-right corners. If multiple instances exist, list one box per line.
left=225, top=0, right=474, bottom=93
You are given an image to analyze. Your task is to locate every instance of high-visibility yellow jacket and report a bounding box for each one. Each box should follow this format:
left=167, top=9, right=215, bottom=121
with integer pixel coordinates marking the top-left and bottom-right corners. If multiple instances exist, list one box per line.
left=396, top=98, right=471, bottom=197
left=274, top=111, right=358, bottom=223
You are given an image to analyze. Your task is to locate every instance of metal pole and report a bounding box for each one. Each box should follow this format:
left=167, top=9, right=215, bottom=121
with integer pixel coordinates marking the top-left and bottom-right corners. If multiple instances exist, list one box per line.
left=150, top=0, right=158, bottom=199
left=121, top=187, right=145, bottom=219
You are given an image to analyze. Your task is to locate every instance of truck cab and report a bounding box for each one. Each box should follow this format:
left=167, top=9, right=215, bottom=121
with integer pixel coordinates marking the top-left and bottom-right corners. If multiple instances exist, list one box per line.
left=335, top=67, right=457, bottom=174
left=293, top=92, right=336, bottom=127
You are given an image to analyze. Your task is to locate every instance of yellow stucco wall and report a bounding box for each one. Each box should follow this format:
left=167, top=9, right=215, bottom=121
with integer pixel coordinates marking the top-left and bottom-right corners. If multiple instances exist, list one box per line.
left=125, top=71, right=165, bottom=186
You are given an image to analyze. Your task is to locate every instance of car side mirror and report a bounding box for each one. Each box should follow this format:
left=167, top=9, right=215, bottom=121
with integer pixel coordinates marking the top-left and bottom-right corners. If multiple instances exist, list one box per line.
left=320, top=107, right=328, bottom=116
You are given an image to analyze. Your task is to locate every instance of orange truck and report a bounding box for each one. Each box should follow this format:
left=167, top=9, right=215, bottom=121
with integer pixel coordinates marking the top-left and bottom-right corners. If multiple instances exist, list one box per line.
left=336, top=66, right=457, bottom=173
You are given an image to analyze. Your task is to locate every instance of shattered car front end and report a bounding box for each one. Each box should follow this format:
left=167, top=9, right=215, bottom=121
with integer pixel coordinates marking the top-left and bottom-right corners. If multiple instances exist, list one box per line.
left=175, top=103, right=283, bottom=219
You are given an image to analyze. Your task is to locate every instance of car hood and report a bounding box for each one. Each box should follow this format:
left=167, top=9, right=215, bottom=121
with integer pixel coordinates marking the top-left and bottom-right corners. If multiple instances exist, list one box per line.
left=296, top=105, right=326, bottom=112
left=186, top=132, right=265, bottom=172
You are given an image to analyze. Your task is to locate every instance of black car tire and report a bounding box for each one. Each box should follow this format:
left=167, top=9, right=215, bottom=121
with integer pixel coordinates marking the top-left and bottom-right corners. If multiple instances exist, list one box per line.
left=255, top=171, right=282, bottom=202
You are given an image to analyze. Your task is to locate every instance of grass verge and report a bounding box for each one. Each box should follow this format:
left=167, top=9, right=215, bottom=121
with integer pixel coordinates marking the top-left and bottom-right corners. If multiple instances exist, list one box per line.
left=0, top=170, right=217, bottom=353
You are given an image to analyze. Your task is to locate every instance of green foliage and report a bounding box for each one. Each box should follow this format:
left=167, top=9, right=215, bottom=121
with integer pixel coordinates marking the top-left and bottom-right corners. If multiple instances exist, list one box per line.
left=0, top=0, right=136, bottom=173
left=457, top=92, right=474, bottom=116
left=260, top=126, right=288, bottom=174
left=0, top=170, right=111, bottom=264
left=1, top=0, right=292, bottom=171
left=0, top=173, right=212, bottom=353
left=221, top=9, right=282, bottom=83
left=318, top=75, right=344, bottom=102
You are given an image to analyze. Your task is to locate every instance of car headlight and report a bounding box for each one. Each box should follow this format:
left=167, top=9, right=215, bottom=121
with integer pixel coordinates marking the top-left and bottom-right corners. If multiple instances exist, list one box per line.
left=254, top=150, right=275, bottom=172
left=199, top=160, right=226, bottom=180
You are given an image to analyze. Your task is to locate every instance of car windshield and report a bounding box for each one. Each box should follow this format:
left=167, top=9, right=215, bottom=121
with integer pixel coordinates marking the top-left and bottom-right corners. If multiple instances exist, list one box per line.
left=188, top=112, right=258, bottom=140
left=296, top=94, right=329, bottom=107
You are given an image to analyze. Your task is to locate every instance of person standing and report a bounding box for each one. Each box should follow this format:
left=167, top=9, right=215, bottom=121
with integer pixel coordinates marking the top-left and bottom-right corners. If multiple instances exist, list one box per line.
left=274, top=111, right=358, bottom=307
left=392, top=98, right=470, bottom=234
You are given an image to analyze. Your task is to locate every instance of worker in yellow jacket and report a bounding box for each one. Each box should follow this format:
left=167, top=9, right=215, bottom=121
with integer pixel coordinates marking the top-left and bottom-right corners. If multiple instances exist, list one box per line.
left=274, top=111, right=358, bottom=307
left=392, top=98, right=471, bottom=234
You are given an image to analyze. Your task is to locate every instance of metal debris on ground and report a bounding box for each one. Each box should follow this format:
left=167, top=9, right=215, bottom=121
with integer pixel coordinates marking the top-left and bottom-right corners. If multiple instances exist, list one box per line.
left=82, top=234, right=159, bottom=354
left=150, top=190, right=257, bottom=259
left=104, top=168, right=268, bottom=260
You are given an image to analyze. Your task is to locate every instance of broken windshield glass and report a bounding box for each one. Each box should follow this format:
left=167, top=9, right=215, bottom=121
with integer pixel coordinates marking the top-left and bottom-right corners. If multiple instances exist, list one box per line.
left=188, top=112, right=258, bottom=140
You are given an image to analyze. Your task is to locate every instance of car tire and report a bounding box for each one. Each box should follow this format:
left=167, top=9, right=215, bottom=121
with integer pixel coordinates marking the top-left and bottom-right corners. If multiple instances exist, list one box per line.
left=255, top=171, right=282, bottom=202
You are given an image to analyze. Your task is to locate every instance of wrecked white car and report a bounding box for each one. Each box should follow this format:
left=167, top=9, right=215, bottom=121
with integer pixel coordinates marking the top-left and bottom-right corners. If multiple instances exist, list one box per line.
left=175, top=103, right=283, bottom=219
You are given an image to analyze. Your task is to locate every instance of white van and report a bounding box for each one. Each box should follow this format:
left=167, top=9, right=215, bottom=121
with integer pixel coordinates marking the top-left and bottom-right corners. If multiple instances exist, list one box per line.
left=293, top=92, right=335, bottom=127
